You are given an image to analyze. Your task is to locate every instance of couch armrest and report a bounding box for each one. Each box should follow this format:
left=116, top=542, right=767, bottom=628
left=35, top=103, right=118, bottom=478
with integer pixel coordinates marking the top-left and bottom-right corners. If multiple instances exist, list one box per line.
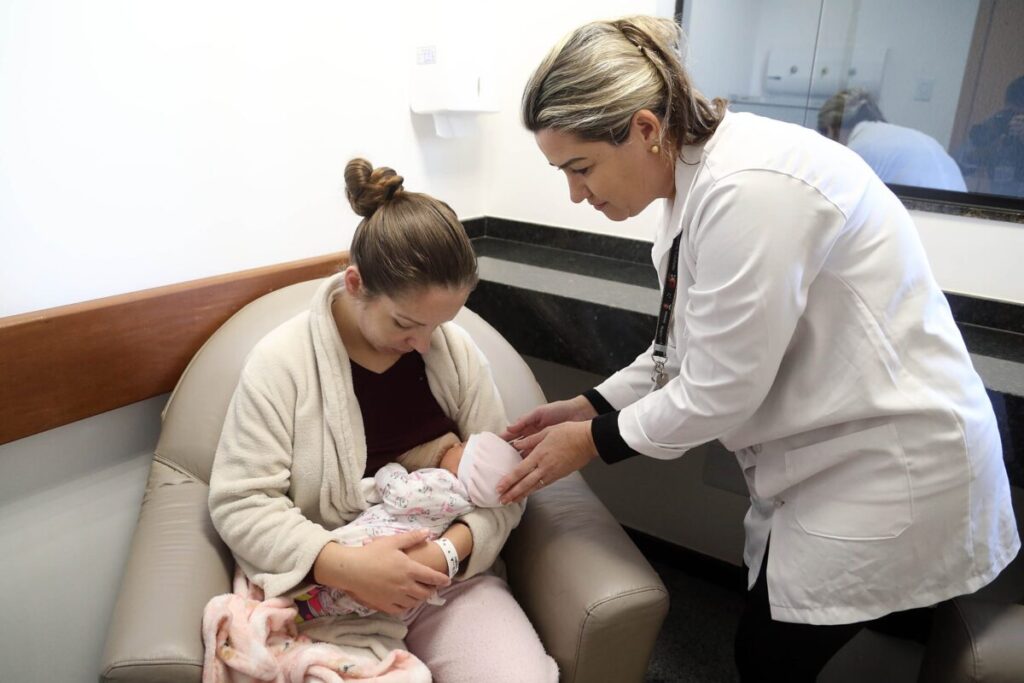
left=101, top=460, right=233, bottom=682
left=918, top=598, right=1024, bottom=683
left=503, top=472, right=669, bottom=683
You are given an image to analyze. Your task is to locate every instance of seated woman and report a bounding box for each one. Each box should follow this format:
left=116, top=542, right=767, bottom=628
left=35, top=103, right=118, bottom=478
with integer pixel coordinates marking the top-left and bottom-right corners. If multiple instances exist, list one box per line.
left=208, top=158, right=558, bottom=682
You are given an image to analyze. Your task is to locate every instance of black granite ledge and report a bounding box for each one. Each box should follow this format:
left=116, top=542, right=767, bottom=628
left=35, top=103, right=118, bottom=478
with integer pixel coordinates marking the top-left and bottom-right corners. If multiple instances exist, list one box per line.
left=959, top=325, right=1024, bottom=367
left=481, top=217, right=653, bottom=265
left=471, top=254, right=1024, bottom=400
left=900, top=197, right=1024, bottom=224
left=468, top=281, right=652, bottom=377
left=891, top=185, right=1024, bottom=225
left=466, top=220, right=1024, bottom=395
left=473, top=237, right=658, bottom=290
left=462, top=217, right=486, bottom=239
left=470, top=218, right=1024, bottom=338
left=960, top=325, right=1024, bottom=401
left=948, top=293, right=1024, bottom=336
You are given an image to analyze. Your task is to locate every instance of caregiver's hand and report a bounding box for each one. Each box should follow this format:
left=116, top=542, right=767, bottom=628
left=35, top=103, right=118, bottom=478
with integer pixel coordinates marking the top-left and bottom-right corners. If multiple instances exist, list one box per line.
left=313, top=530, right=449, bottom=615
left=497, top=420, right=598, bottom=504
left=499, top=395, right=597, bottom=441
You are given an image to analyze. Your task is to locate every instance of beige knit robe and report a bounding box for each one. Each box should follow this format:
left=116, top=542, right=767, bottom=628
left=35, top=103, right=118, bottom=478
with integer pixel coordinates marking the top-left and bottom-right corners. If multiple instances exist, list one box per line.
left=208, top=275, right=523, bottom=650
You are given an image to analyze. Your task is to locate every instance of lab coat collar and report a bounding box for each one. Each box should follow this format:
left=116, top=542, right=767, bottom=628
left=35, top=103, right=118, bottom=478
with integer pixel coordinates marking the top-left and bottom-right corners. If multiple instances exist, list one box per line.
left=650, top=113, right=724, bottom=277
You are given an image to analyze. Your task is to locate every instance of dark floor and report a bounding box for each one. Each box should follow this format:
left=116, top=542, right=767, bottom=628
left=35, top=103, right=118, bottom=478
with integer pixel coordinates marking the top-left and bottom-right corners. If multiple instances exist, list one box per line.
left=641, top=555, right=932, bottom=683
left=644, top=558, right=745, bottom=683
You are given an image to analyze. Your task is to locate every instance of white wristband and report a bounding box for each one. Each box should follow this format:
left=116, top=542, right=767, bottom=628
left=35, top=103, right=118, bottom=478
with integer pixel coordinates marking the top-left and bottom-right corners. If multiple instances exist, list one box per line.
left=433, top=537, right=460, bottom=578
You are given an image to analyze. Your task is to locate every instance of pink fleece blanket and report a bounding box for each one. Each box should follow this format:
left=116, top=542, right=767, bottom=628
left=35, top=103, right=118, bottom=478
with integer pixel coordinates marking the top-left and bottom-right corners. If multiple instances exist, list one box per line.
left=202, top=568, right=432, bottom=683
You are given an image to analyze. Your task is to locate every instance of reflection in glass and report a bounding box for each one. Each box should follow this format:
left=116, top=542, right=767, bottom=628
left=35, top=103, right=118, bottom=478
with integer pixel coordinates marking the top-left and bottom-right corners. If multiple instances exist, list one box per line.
left=818, top=89, right=966, bottom=192
left=958, top=76, right=1024, bottom=199
left=682, top=0, right=1024, bottom=204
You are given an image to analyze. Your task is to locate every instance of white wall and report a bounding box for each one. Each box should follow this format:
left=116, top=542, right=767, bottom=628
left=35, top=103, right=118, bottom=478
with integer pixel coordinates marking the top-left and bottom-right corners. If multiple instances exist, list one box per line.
left=481, top=0, right=675, bottom=241
left=0, top=397, right=163, bottom=683
left=0, top=0, right=487, bottom=317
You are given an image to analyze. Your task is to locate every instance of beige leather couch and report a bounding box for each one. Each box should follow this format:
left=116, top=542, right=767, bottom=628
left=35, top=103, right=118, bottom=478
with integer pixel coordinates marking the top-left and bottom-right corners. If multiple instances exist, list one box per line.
left=917, top=597, right=1024, bottom=683
left=915, top=486, right=1024, bottom=683
left=100, top=279, right=669, bottom=682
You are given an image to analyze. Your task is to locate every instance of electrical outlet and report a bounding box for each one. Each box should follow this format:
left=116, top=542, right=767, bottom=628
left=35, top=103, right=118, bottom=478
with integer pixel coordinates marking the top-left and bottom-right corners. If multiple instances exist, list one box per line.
left=913, top=78, right=935, bottom=102
left=416, top=46, right=437, bottom=66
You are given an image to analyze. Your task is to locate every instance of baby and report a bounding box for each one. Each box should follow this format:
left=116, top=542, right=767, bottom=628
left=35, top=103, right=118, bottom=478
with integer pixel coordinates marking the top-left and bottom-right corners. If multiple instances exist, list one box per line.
left=293, top=431, right=521, bottom=621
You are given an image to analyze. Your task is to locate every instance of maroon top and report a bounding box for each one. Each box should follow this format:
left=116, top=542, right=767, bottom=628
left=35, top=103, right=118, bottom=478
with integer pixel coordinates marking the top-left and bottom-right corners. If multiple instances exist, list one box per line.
left=350, top=352, right=459, bottom=476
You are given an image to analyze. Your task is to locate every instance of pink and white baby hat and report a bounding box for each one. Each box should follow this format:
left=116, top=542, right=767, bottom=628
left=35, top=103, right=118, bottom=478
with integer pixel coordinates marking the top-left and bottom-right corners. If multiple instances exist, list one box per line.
left=457, top=432, right=523, bottom=508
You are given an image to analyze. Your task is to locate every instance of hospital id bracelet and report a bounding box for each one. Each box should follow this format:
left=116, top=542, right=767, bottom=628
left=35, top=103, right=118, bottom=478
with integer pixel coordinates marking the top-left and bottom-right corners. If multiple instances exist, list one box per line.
left=433, top=537, right=460, bottom=578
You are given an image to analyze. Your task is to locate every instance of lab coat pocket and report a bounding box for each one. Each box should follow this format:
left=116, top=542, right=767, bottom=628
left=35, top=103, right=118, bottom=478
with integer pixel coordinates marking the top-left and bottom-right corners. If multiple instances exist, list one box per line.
left=786, top=423, right=913, bottom=540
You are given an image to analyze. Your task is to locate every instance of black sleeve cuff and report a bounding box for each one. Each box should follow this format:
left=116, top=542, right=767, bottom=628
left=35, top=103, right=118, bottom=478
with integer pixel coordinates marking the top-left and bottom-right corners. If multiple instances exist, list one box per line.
left=582, top=388, right=615, bottom=415
left=591, top=411, right=641, bottom=464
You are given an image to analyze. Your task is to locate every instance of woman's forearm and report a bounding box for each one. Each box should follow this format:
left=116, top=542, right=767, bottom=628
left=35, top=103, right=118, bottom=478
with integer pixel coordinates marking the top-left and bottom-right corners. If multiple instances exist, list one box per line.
left=312, top=541, right=352, bottom=588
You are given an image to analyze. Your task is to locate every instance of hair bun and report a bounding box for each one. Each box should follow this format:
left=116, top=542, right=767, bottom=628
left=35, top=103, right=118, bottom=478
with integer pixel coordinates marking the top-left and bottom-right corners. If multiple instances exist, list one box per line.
left=344, top=158, right=405, bottom=217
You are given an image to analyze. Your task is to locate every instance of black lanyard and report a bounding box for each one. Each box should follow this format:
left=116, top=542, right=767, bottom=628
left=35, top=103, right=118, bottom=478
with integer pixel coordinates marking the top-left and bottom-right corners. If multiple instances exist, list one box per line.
left=651, top=233, right=682, bottom=390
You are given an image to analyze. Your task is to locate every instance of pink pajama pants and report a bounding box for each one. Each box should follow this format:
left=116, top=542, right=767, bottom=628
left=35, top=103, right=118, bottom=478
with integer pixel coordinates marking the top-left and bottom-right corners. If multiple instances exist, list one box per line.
left=402, top=573, right=559, bottom=683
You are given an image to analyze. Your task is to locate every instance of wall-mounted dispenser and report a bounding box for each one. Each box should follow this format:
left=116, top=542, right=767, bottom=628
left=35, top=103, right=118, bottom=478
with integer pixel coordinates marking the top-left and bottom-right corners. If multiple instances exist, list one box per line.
left=409, top=1, right=497, bottom=138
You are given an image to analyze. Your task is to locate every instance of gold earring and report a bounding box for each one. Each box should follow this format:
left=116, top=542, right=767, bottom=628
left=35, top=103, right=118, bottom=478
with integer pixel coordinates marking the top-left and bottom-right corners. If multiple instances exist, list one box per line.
left=650, top=144, right=660, bottom=154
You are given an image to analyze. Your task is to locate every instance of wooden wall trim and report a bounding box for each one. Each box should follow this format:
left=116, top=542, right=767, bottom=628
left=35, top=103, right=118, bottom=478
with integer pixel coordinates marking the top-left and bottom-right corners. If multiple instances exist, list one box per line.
left=0, top=252, right=349, bottom=446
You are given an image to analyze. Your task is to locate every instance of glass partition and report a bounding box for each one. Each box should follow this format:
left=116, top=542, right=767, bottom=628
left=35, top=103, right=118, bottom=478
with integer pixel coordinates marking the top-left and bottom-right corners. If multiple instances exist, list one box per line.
left=680, top=0, right=1024, bottom=210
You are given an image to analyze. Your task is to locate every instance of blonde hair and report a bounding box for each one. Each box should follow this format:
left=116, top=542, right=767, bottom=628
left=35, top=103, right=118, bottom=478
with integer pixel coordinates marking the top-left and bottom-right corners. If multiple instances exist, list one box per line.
left=521, top=16, right=726, bottom=151
left=817, top=89, right=886, bottom=138
left=343, top=158, right=477, bottom=298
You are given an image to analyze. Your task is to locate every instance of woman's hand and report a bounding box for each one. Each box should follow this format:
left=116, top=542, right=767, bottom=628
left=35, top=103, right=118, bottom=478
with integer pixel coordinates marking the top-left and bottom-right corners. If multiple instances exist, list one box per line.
left=499, top=395, right=597, bottom=441
left=496, top=420, right=598, bottom=504
left=313, top=530, right=450, bottom=615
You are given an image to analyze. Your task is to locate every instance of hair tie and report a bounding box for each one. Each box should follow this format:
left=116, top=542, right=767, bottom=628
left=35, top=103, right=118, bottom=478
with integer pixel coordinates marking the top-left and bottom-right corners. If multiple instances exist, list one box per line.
left=616, top=23, right=648, bottom=58
left=623, top=36, right=644, bottom=54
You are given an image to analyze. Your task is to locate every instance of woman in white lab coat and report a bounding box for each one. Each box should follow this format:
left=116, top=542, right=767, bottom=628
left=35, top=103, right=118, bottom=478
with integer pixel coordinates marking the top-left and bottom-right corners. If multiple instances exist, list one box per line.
left=495, top=15, right=1019, bottom=682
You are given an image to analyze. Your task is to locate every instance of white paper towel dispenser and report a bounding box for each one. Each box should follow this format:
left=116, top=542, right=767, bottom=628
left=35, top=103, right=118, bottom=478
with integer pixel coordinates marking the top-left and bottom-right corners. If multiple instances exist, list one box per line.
left=409, top=2, right=497, bottom=138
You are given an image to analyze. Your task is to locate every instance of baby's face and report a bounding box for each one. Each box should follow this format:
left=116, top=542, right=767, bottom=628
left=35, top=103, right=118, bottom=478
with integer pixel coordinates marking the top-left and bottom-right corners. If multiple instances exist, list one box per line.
left=440, top=441, right=465, bottom=475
